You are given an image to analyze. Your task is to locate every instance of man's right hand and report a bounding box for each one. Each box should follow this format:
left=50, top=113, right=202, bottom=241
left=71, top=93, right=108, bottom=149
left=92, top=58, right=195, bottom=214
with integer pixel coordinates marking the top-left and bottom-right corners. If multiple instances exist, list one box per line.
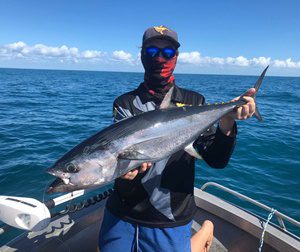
left=121, top=162, right=152, bottom=180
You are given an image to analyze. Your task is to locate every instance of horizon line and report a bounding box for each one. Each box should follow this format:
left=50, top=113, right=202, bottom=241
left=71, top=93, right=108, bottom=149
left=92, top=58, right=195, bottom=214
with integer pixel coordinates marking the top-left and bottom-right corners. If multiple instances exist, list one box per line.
left=1, top=66, right=299, bottom=78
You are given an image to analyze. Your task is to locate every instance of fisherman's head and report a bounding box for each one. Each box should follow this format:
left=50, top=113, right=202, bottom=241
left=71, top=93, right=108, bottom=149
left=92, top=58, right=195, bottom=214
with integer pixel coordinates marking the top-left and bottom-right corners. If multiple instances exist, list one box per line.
left=141, top=25, right=180, bottom=98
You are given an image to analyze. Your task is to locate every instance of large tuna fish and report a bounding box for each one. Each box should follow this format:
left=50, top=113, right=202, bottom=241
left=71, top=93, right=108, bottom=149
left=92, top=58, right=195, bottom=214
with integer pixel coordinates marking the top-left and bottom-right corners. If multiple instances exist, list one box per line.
left=46, top=66, right=268, bottom=193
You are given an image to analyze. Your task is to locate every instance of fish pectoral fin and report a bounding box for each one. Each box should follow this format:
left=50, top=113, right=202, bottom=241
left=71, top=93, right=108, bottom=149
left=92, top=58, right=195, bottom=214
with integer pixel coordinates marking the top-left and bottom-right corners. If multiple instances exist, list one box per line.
left=118, top=136, right=169, bottom=161
left=184, top=143, right=202, bottom=159
left=118, top=149, right=152, bottom=161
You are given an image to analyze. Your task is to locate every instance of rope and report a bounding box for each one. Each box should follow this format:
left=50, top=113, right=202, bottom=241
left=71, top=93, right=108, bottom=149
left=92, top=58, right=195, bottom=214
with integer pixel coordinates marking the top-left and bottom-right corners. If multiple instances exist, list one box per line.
left=258, top=208, right=276, bottom=252
left=59, top=188, right=113, bottom=215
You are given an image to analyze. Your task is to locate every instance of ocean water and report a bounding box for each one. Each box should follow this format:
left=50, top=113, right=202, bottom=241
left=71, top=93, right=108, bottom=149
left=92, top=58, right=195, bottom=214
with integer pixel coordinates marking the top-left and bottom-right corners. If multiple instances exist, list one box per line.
left=0, top=68, right=299, bottom=244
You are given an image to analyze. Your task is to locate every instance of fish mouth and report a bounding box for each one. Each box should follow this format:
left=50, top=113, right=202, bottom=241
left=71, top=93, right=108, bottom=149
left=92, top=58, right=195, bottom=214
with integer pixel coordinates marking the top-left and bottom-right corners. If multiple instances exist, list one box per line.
left=46, top=167, right=73, bottom=194
left=47, top=177, right=75, bottom=194
left=47, top=178, right=65, bottom=194
left=46, top=167, right=71, bottom=184
left=46, top=167, right=57, bottom=176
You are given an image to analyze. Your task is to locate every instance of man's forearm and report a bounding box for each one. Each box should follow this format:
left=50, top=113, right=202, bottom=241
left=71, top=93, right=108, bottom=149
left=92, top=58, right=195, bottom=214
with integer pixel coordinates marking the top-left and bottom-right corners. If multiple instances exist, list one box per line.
left=219, top=117, right=235, bottom=137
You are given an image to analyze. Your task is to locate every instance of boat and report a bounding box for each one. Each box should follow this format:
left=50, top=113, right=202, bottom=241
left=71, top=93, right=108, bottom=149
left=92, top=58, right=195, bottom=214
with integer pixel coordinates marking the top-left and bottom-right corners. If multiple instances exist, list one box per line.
left=0, top=182, right=299, bottom=252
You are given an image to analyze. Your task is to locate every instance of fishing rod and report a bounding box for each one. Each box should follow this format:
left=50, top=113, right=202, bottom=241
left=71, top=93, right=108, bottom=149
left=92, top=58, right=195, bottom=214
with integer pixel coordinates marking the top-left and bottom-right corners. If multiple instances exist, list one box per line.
left=0, top=188, right=112, bottom=233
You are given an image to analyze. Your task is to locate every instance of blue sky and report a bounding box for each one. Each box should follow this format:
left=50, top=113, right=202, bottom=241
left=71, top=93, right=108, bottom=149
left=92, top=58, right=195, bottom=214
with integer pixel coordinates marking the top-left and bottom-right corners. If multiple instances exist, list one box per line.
left=0, top=0, right=299, bottom=76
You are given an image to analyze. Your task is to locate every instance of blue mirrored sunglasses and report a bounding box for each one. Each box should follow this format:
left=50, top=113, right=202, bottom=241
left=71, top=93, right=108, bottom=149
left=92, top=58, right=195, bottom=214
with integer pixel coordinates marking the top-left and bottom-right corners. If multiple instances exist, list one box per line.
left=145, top=47, right=176, bottom=59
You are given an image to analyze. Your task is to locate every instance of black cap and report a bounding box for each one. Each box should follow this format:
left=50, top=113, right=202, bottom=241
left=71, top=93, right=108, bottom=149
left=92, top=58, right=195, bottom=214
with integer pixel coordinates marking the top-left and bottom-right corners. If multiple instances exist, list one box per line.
left=142, top=25, right=180, bottom=48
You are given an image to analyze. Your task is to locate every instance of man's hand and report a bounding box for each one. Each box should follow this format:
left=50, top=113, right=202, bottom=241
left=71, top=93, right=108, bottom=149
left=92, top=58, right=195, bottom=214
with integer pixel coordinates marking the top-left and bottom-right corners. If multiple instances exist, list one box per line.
left=121, top=162, right=152, bottom=180
left=219, top=88, right=256, bottom=136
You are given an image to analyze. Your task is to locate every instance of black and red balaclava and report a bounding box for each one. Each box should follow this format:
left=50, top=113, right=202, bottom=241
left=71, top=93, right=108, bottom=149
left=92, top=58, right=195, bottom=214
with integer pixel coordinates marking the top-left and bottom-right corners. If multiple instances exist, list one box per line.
left=141, top=25, right=180, bottom=101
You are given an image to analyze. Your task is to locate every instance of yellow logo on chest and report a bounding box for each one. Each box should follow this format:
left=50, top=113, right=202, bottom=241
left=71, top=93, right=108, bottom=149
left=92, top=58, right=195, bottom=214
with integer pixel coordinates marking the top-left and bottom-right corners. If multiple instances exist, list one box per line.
left=176, top=102, right=192, bottom=107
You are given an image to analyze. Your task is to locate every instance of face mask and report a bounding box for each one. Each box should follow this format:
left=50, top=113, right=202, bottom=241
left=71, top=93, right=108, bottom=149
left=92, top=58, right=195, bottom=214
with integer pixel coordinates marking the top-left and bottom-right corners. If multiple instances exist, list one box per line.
left=141, top=44, right=177, bottom=100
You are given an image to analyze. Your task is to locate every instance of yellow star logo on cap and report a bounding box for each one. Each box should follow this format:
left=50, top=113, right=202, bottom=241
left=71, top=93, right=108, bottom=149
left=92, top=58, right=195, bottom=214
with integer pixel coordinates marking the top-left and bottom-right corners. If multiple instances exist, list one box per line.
left=154, top=25, right=169, bottom=35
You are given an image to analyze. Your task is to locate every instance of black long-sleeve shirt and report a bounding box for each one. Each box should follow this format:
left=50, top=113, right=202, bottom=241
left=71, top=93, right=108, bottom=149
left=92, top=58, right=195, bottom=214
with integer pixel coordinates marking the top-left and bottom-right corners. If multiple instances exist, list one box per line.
left=106, top=83, right=237, bottom=228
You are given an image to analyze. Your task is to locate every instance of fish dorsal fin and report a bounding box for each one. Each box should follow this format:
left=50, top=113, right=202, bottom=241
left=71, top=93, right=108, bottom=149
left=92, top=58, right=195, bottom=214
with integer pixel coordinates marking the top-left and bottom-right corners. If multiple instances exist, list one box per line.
left=184, top=142, right=202, bottom=159
left=159, top=86, right=174, bottom=109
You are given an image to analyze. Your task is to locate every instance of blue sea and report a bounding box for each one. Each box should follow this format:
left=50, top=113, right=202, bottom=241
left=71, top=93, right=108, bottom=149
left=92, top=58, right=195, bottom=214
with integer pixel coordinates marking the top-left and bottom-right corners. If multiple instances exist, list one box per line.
left=0, top=68, right=299, bottom=244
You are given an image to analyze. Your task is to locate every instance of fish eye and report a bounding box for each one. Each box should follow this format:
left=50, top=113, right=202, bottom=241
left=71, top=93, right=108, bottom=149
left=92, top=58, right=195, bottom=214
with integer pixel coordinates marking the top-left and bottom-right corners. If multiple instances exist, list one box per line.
left=66, top=163, right=78, bottom=173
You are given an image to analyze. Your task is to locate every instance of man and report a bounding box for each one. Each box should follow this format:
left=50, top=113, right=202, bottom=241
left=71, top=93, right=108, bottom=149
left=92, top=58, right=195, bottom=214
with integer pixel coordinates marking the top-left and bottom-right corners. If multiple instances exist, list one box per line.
left=99, top=25, right=256, bottom=252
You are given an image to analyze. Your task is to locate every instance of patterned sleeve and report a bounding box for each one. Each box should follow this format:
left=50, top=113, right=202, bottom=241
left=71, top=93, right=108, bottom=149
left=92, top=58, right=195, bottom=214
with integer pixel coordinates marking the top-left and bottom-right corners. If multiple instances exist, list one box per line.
left=112, top=100, right=133, bottom=123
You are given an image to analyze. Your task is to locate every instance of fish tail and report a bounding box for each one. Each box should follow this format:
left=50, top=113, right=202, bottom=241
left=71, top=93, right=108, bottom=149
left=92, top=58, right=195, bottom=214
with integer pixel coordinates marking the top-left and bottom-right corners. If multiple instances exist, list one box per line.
left=251, top=65, right=269, bottom=121
left=254, top=106, right=263, bottom=121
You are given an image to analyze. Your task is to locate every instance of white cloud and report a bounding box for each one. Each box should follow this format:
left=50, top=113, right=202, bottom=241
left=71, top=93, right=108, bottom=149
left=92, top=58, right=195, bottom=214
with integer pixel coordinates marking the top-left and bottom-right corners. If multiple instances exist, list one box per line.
left=273, top=58, right=300, bottom=68
left=32, top=44, right=70, bottom=57
left=178, top=51, right=201, bottom=64
left=0, top=41, right=104, bottom=62
left=7, top=41, right=27, bottom=51
left=207, top=57, right=225, bottom=65
left=234, top=56, right=249, bottom=66
left=1, top=41, right=300, bottom=71
left=70, top=47, right=79, bottom=56
left=251, top=57, right=272, bottom=67
left=177, top=50, right=300, bottom=69
left=112, top=50, right=133, bottom=61
left=81, top=50, right=103, bottom=59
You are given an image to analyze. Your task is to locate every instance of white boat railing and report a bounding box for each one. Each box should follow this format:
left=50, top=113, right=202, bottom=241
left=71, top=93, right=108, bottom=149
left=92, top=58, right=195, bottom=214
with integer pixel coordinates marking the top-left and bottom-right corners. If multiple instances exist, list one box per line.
left=200, top=182, right=300, bottom=233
